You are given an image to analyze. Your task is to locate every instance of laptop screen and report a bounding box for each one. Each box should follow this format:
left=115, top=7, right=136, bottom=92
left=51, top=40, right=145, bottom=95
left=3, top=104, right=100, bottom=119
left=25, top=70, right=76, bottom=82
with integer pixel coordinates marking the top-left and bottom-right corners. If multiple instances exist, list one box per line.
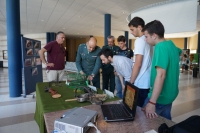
left=123, top=82, right=139, bottom=116
left=124, top=84, right=136, bottom=110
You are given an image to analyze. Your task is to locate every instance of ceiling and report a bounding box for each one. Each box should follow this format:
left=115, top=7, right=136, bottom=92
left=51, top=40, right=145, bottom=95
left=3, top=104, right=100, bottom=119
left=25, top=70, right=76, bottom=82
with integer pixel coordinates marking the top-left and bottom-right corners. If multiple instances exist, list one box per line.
left=0, top=0, right=199, bottom=39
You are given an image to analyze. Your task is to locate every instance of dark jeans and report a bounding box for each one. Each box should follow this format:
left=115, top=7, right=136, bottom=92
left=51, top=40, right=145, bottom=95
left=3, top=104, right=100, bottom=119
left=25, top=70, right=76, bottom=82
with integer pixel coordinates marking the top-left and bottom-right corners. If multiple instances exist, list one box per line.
left=137, top=88, right=149, bottom=107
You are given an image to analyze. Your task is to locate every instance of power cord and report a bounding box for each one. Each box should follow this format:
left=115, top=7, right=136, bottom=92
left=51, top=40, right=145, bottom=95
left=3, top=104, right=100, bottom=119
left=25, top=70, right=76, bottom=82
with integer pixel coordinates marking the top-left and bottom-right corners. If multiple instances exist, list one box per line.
left=87, top=122, right=101, bottom=133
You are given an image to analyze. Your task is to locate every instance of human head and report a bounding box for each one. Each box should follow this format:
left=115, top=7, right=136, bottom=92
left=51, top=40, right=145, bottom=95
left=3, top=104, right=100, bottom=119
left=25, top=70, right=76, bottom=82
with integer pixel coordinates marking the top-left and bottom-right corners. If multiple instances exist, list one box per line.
left=98, top=48, right=113, bottom=64
left=128, top=17, right=145, bottom=37
left=56, top=31, right=65, bottom=44
left=142, top=20, right=165, bottom=46
left=107, top=35, right=115, bottom=47
left=87, top=37, right=97, bottom=52
left=117, top=35, right=126, bottom=49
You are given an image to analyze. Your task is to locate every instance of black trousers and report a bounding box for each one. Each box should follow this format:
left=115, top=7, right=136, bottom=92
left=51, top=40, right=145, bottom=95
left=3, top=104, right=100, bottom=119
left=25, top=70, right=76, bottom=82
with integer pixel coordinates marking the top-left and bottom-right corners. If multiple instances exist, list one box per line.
left=102, top=65, right=115, bottom=93
left=137, top=88, right=150, bottom=107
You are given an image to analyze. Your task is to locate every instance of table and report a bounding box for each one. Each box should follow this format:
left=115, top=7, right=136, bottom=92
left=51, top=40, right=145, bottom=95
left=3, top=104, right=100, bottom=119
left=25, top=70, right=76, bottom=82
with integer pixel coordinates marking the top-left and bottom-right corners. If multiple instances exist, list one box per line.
left=34, top=82, right=119, bottom=133
left=44, top=101, right=176, bottom=133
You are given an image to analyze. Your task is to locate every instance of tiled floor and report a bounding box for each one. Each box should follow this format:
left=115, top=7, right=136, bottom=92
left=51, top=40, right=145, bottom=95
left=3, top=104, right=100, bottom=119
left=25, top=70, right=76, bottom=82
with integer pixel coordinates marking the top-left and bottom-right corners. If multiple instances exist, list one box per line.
left=0, top=68, right=200, bottom=133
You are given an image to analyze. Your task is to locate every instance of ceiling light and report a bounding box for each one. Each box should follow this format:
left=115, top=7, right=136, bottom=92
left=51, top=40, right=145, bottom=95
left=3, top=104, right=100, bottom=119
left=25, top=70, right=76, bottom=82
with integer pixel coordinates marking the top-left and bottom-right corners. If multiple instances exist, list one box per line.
left=122, top=12, right=125, bottom=14
left=78, top=16, right=81, bottom=18
left=63, top=28, right=65, bottom=29
left=80, top=37, right=82, bottom=38
left=41, top=19, right=44, bottom=21
left=92, top=26, right=94, bottom=27
left=77, top=33, right=79, bottom=34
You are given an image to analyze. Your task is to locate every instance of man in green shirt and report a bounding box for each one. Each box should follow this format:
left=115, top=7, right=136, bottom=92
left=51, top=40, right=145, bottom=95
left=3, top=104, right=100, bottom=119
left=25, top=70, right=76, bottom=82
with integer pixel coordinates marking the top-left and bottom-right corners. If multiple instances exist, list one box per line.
left=102, top=35, right=120, bottom=93
left=142, top=20, right=182, bottom=120
left=76, top=37, right=101, bottom=88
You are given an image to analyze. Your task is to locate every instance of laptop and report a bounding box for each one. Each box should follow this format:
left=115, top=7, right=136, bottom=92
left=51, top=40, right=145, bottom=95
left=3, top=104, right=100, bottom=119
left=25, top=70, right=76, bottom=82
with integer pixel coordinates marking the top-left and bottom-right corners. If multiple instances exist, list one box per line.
left=101, top=81, right=139, bottom=122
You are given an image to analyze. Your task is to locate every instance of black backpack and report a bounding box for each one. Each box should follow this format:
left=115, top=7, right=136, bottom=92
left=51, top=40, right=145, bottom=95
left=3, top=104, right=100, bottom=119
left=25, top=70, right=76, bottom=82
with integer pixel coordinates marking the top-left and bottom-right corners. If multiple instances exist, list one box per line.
left=158, top=115, right=200, bottom=133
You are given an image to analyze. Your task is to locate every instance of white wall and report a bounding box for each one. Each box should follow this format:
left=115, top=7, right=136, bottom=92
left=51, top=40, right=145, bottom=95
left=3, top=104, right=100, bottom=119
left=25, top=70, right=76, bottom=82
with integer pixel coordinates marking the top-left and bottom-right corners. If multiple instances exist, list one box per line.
left=0, top=33, right=47, bottom=68
left=0, top=35, right=8, bottom=67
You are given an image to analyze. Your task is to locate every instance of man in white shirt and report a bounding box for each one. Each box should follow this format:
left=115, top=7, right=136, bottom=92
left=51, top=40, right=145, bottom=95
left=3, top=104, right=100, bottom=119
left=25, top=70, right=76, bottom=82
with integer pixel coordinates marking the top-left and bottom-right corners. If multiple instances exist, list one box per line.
left=99, top=48, right=134, bottom=94
left=128, top=17, right=153, bottom=107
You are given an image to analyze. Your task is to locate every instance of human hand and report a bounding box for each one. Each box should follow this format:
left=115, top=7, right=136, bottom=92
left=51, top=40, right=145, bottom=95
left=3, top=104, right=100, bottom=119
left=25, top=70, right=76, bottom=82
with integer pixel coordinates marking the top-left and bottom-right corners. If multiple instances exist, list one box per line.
left=80, top=71, right=85, bottom=75
left=114, top=71, right=117, bottom=75
left=46, top=63, right=54, bottom=67
left=87, top=75, right=93, bottom=81
left=143, top=103, right=158, bottom=119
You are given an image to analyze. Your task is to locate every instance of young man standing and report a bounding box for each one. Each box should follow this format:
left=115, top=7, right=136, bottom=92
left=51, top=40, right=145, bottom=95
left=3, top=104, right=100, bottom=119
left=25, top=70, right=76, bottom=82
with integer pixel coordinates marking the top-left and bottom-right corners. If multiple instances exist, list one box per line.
left=115, top=35, right=133, bottom=98
left=128, top=17, right=152, bottom=107
left=142, top=20, right=182, bottom=120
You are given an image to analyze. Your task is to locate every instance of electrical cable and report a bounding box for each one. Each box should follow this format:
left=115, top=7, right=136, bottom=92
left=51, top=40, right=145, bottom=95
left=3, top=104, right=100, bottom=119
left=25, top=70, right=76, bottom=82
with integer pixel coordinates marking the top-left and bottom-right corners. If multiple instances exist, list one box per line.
left=87, top=122, right=101, bottom=133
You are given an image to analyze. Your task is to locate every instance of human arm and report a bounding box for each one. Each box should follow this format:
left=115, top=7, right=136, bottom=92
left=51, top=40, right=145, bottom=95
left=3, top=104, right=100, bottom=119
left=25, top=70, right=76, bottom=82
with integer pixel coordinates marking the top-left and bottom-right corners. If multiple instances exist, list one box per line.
left=75, top=45, right=84, bottom=74
left=130, top=54, right=143, bottom=84
left=91, top=51, right=101, bottom=76
left=144, top=67, right=166, bottom=119
left=39, top=48, right=54, bottom=67
left=119, top=75, right=125, bottom=92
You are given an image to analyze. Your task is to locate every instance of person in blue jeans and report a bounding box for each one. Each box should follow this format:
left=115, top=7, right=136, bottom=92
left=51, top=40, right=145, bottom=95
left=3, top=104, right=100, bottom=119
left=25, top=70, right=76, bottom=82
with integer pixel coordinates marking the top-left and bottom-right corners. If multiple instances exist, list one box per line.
left=115, top=35, right=133, bottom=98
left=98, top=48, right=134, bottom=99
left=142, top=20, right=182, bottom=120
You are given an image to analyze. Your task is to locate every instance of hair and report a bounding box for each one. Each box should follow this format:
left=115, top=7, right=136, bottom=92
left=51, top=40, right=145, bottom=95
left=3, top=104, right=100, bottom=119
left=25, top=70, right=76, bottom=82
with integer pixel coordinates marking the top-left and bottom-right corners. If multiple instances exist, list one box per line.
left=56, top=31, right=65, bottom=36
left=184, top=54, right=187, bottom=58
left=98, top=48, right=113, bottom=58
left=117, top=35, right=126, bottom=42
left=142, top=20, right=165, bottom=38
left=107, top=35, right=115, bottom=41
left=128, top=16, right=145, bottom=28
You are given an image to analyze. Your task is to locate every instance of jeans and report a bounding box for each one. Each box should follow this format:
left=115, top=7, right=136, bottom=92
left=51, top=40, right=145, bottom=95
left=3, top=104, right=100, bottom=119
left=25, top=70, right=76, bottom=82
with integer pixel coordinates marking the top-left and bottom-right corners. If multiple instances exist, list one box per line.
left=143, top=97, right=172, bottom=120
left=115, top=75, right=125, bottom=99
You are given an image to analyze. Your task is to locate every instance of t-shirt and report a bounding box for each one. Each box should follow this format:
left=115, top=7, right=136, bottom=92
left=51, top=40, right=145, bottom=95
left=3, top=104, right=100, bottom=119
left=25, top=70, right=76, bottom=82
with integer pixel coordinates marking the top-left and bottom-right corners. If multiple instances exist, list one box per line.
left=117, top=48, right=133, bottom=59
left=111, top=55, right=134, bottom=81
left=133, top=35, right=152, bottom=89
left=148, top=40, right=182, bottom=104
left=44, top=41, right=65, bottom=70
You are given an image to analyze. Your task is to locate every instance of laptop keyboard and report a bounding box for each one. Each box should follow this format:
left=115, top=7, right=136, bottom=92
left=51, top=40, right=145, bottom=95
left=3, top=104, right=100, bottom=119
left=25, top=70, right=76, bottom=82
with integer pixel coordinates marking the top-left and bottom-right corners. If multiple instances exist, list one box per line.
left=109, top=104, right=130, bottom=118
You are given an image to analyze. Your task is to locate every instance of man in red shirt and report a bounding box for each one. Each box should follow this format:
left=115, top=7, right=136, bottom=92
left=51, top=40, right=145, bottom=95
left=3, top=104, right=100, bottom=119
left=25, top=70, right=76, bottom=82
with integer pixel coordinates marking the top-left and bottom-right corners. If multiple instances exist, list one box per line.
left=39, top=31, right=66, bottom=81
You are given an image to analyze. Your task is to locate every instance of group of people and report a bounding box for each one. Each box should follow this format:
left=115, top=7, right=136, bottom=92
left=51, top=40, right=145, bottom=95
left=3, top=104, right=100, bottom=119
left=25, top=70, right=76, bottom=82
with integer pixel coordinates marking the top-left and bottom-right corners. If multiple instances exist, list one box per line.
left=39, top=17, right=182, bottom=120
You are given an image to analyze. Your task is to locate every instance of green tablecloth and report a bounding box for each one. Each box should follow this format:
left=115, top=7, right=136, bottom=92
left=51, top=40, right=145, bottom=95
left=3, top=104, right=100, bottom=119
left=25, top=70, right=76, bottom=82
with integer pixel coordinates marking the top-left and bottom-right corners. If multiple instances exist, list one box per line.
left=34, top=82, right=119, bottom=133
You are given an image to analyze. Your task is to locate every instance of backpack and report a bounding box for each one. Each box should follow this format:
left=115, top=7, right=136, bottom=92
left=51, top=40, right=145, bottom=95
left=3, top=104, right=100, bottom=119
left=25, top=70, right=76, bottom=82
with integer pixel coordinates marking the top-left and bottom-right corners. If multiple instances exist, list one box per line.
left=158, top=115, right=200, bottom=133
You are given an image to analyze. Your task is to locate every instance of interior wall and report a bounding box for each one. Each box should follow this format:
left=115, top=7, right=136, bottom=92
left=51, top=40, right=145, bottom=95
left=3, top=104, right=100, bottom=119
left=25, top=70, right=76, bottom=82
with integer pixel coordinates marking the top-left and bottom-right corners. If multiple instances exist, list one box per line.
left=188, top=34, right=198, bottom=50
left=66, top=38, right=86, bottom=62
left=166, top=38, right=184, bottom=49
left=0, top=36, right=7, bottom=67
